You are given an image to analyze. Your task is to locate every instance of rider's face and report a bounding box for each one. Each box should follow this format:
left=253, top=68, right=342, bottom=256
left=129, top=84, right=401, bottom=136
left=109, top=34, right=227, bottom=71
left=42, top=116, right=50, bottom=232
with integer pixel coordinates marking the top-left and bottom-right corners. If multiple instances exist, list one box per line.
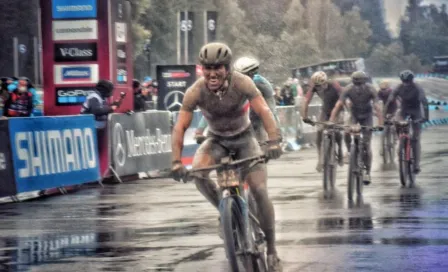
left=203, top=64, right=228, bottom=91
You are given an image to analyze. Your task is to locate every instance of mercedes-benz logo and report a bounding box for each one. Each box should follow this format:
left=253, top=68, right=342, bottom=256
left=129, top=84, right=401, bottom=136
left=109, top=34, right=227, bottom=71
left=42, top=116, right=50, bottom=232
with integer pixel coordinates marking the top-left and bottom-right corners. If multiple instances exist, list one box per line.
left=163, top=90, right=185, bottom=111
left=113, top=123, right=126, bottom=167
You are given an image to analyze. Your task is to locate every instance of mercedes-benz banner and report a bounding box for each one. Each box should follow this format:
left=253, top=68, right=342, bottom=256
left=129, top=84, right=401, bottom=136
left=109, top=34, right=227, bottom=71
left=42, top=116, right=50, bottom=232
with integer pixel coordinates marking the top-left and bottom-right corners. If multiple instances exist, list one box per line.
left=156, top=65, right=196, bottom=111
left=108, top=111, right=172, bottom=176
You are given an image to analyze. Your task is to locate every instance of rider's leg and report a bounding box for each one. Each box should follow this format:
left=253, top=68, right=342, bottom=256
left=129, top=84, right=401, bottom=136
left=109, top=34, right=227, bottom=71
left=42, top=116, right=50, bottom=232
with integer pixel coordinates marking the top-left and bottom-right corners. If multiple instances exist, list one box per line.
left=344, top=132, right=351, bottom=152
left=359, top=116, right=373, bottom=184
left=316, top=128, right=324, bottom=171
left=411, top=121, right=422, bottom=173
left=229, top=130, right=278, bottom=256
left=191, top=138, right=227, bottom=209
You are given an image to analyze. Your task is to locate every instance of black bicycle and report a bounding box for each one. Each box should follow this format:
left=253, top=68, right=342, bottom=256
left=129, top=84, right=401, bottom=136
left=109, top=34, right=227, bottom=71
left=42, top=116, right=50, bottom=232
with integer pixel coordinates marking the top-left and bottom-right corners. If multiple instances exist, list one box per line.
left=187, top=154, right=268, bottom=272
left=382, top=115, right=397, bottom=165
left=306, top=120, right=345, bottom=192
left=395, top=118, right=422, bottom=188
left=347, top=124, right=381, bottom=201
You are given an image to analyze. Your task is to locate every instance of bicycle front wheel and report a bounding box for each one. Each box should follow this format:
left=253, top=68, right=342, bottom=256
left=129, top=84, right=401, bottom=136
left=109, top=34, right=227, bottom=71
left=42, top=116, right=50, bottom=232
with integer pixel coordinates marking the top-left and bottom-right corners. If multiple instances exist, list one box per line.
left=221, top=196, right=253, bottom=272
left=347, top=144, right=360, bottom=201
left=398, top=137, right=409, bottom=187
left=323, top=137, right=336, bottom=191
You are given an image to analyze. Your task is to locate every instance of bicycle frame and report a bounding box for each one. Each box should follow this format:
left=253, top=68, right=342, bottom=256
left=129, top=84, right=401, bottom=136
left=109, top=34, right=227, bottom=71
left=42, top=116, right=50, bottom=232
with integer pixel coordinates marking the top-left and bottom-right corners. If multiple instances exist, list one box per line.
left=396, top=120, right=412, bottom=161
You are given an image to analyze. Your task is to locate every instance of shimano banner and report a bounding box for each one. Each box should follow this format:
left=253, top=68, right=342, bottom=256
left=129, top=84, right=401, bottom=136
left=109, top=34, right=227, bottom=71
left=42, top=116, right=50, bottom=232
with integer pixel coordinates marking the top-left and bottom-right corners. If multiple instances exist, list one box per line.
left=156, top=65, right=197, bottom=111
left=8, top=116, right=100, bottom=193
left=109, top=111, right=172, bottom=176
left=0, top=120, right=17, bottom=197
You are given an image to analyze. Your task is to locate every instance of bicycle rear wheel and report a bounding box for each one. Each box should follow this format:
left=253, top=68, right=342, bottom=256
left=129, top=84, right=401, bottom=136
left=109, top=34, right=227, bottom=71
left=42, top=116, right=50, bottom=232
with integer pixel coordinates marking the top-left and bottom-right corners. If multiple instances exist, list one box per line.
left=408, top=144, right=416, bottom=187
left=246, top=194, right=267, bottom=272
left=323, top=137, right=336, bottom=191
left=382, top=130, right=388, bottom=165
left=389, top=127, right=396, bottom=164
left=347, top=144, right=359, bottom=201
left=398, top=137, right=409, bottom=187
left=221, top=196, right=253, bottom=272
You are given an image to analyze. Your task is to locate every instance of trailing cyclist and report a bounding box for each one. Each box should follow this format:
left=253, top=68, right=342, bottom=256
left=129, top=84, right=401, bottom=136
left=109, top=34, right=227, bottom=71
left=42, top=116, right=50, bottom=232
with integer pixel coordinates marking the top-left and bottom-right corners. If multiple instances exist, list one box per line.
left=384, top=70, right=429, bottom=174
left=171, top=42, right=283, bottom=271
left=329, top=71, right=384, bottom=185
left=195, top=56, right=280, bottom=143
left=302, top=71, right=344, bottom=172
left=378, top=80, right=399, bottom=157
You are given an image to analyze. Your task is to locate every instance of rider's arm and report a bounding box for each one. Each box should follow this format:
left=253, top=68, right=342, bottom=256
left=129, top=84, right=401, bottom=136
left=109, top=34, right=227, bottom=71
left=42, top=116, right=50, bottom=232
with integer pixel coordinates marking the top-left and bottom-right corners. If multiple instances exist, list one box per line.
left=301, top=85, right=314, bottom=118
left=370, top=85, right=383, bottom=125
left=329, top=88, right=348, bottom=122
left=172, top=86, right=198, bottom=162
left=417, top=84, right=429, bottom=120
left=240, top=77, right=279, bottom=141
left=384, top=87, right=399, bottom=117
left=255, top=79, right=279, bottom=124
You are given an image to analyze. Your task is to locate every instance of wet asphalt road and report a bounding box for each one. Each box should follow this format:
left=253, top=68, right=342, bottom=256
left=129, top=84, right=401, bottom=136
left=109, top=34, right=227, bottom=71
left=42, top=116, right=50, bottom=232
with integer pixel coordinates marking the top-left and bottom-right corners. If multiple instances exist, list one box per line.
left=0, top=124, right=447, bottom=272
left=0, top=78, right=447, bottom=272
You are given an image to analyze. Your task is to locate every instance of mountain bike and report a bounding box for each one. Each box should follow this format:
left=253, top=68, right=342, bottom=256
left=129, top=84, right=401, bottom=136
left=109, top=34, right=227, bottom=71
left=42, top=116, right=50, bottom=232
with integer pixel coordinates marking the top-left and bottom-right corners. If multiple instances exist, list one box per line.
left=382, top=114, right=397, bottom=165
left=347, top=124, right=381, bottom=201
left=187, top=154, right=268, bottom=272
left=306, top=121, right=345, bottom=192
left=395, top=118, right=422, bottom=188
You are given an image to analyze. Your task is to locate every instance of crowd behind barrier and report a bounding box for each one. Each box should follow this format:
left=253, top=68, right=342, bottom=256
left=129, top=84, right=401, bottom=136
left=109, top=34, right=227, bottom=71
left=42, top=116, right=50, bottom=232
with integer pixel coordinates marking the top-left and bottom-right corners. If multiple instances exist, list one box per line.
left=1, top=101, right=448, bottom=203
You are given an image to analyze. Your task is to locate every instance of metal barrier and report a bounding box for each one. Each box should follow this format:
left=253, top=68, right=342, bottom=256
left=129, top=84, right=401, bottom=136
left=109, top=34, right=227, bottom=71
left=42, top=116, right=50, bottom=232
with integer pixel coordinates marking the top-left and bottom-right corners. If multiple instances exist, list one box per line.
left=108, top=111, right=172, bottom=180
left=171, top=110, right=203, bottom=166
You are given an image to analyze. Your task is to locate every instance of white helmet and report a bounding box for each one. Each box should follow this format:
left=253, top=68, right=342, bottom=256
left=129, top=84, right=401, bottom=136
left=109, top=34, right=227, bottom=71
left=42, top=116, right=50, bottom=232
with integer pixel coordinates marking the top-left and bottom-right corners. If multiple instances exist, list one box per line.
left=233, top=57, right=260, bottom=74
left=311, top=71, right=328, bottom=86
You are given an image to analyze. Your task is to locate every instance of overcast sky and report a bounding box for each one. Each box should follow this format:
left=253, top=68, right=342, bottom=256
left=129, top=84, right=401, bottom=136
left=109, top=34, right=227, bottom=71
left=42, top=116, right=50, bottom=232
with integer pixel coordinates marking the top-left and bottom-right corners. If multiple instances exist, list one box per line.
left=384, top=0, right=446, bottom=36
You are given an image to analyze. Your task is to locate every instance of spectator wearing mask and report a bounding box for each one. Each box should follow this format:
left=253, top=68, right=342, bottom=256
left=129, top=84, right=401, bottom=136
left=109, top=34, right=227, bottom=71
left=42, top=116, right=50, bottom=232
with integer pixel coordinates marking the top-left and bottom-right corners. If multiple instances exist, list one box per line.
left=134, top=84, right=154, bottom=111
left=80, top=79, right=116, bottom=129
left=3, top=77, right=34, bottom=118
left=7, top=77, right=41, bottom=115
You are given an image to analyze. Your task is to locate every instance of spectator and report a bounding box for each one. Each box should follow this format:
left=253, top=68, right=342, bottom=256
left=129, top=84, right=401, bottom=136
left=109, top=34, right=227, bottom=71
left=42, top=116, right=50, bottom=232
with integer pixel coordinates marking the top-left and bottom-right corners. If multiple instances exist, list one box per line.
left=274, top=86, right=284, bottom=106
left=133, top=79, right=141, bottom=95
left=134, top=84, right=154, bottom=111
left=7, top=77, right=41, bottom=114
left=281, top=82, right=295, bottom=106
left=80, top=79, right=116, bottom=129
left=3, top=77, right=34, bottom=118
left=149, top=80, right=158, bottom=96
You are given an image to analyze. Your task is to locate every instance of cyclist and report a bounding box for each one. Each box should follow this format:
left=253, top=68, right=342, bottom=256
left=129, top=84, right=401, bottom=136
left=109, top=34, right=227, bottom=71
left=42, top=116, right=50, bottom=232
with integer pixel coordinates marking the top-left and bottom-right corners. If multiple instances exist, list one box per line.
left=195, top=56, right=280, bottom=143
left=378, top=80, right=399, bottom=156
left=302, top=71, right=344, bottom=172
left=384, top=70, right=429, bottom=174
left=329, top=71, right=384, bottom=185
left=171, top=42, right=283, bottom=271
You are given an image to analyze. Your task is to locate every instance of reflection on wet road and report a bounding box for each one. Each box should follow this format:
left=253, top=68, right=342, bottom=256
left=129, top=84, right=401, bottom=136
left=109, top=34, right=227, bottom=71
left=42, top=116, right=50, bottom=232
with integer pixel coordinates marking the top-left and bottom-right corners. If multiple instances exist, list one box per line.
left=0, top=128, right=448, bottom=271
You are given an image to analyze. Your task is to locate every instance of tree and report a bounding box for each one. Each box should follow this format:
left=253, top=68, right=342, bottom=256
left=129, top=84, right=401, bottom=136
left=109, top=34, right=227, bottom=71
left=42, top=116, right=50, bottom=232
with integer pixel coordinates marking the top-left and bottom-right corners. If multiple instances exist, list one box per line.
left=366, top=42, right=425, bottom=76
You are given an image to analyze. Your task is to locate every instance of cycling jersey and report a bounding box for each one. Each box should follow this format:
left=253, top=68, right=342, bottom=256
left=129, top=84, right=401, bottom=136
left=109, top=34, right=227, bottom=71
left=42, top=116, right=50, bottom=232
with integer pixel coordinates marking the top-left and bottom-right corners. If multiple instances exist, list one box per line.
left=311, top=80, right=342, bottom=119
left=389, top=82, right=428, bottom=119
left=339, top=83, right=378, bottom=120
left=182, top=71, right=260, bottom=137
left=378, top=88, right=397, bottom=115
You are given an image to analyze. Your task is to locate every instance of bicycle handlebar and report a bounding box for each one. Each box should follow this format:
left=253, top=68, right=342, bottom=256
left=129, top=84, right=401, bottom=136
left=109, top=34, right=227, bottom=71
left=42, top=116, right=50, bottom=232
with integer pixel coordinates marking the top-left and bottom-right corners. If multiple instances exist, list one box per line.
left=304, top=120, right=382, bottom=132
left=188, top=155, right=267, bottom=174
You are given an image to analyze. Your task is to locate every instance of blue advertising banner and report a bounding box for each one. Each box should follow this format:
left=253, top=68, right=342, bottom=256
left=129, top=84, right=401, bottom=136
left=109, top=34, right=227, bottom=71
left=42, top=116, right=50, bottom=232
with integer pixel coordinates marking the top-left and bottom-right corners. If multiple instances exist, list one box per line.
left=8, top=116, right=100, bottom=193
left=52, top=0, right=97, bottom=19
